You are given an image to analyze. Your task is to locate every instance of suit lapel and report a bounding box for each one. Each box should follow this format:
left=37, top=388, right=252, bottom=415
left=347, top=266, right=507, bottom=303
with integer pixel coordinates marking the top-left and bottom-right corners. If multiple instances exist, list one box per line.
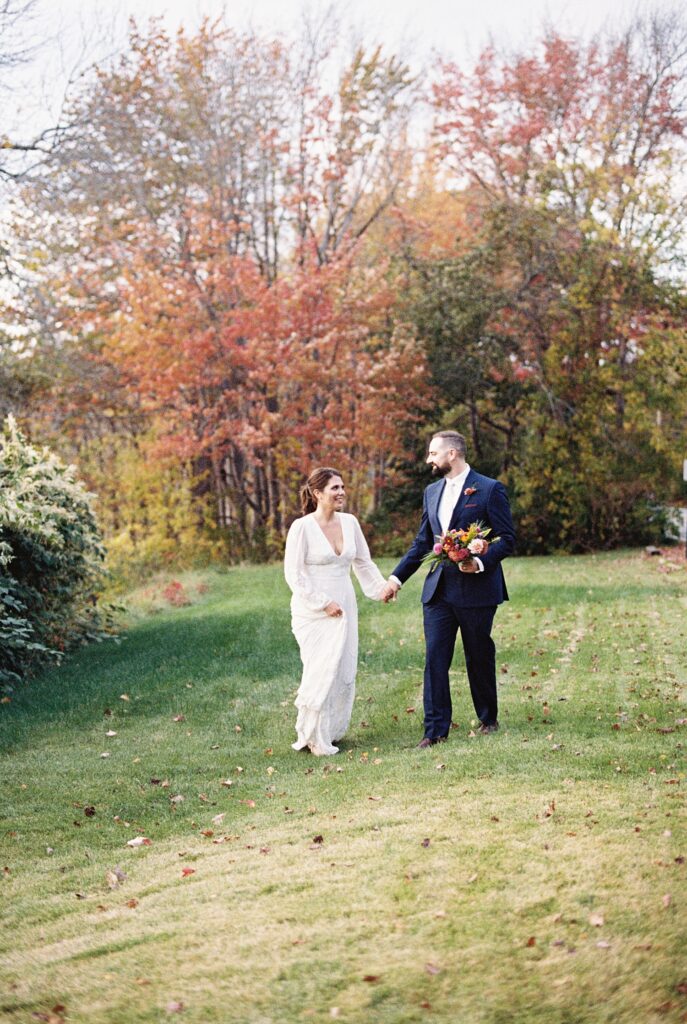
left=428, top=481, right=444, bottom=538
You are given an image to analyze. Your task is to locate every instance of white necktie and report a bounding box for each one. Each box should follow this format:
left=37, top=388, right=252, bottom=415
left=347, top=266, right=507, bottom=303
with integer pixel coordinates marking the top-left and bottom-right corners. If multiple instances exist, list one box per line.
left=439, top=480, right=460, bottom=533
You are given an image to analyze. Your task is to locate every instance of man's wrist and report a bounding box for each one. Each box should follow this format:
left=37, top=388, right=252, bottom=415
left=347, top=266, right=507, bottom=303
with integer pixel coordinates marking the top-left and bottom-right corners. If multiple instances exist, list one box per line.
left=389, top=575, right=402, bottom=589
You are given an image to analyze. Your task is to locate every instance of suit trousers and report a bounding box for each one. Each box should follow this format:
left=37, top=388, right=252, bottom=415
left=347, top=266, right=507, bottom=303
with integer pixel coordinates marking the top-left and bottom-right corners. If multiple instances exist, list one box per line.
left=422, top=594, right=498, bottom=738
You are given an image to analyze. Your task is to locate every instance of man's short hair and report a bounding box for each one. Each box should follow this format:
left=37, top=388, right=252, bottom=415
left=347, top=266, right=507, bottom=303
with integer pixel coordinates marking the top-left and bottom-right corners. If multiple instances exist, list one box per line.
left=431, top=431, right=467, bottom=457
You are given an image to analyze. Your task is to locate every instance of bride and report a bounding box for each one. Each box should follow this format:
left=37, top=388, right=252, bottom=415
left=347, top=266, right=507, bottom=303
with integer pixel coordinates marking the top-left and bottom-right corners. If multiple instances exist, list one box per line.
left=284, top=467, right=388, bottom=756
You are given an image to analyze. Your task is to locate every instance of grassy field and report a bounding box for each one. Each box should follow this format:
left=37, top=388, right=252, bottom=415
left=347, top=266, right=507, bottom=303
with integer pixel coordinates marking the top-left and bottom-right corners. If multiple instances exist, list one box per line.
left=1, top=550, right=686, bottom=1024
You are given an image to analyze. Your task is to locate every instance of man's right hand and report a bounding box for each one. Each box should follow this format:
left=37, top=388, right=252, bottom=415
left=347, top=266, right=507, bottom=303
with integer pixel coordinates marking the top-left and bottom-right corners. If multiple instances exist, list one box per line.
left=381, top=581, right=400, bottom=604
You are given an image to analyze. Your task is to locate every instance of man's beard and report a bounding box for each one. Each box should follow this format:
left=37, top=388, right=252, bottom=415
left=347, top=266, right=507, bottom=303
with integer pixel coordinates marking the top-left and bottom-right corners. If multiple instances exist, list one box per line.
left=431, top=462, right=451, bottom=477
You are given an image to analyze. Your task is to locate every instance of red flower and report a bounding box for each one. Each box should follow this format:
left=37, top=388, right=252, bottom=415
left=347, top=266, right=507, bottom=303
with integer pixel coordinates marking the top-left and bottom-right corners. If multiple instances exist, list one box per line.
left=464, top=486, right=477, bottom=496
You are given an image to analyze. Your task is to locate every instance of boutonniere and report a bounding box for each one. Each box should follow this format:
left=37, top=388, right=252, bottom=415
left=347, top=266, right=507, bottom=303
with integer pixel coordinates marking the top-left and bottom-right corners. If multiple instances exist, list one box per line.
left=464, top=486, right=477, bottom=496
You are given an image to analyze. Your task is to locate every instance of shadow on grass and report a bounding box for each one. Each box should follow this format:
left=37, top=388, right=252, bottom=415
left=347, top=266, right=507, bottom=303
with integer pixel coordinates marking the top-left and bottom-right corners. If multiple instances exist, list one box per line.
left=0, top=605, right=298, bottom=753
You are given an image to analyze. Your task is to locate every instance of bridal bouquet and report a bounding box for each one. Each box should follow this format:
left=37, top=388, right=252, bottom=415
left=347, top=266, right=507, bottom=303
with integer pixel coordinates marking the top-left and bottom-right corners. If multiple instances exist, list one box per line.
left=421, top=521, right=498, bottom=573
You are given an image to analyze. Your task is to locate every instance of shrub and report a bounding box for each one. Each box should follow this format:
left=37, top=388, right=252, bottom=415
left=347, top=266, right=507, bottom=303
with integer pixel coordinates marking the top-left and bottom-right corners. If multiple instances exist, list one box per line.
left=0, top=415, right=114, bottom=688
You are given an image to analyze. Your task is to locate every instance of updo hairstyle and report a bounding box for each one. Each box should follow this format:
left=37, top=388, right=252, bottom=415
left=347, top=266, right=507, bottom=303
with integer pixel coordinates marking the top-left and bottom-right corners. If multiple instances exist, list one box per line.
left=300, top=467, right=343, bottom=515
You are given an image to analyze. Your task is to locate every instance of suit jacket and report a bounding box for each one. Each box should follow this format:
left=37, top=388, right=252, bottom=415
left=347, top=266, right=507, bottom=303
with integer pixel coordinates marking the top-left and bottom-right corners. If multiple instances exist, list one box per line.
left=392, top=469, right=516, bottom=606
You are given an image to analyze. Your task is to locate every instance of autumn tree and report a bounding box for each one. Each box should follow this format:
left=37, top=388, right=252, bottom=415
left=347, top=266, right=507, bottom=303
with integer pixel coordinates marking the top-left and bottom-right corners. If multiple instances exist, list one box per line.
left=420, top=11, right=687, bottom=550
left=11, top=16, right=426, bottom=565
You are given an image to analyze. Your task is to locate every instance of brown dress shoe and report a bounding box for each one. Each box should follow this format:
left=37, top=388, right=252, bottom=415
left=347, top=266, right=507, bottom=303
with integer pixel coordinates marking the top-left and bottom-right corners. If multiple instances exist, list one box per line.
left=416, top=736, right=446, bottom=748
left=477, top=722, right=499, bottom=734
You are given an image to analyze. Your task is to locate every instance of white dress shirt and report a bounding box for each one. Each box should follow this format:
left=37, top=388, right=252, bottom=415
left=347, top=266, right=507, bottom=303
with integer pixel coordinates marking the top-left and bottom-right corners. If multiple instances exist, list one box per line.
left=438, top=464, right=471, bottom=533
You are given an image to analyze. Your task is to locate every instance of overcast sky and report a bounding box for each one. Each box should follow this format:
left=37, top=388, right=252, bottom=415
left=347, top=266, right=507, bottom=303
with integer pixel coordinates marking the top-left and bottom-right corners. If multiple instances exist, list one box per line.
left=6, top=0, right=658, bottom=136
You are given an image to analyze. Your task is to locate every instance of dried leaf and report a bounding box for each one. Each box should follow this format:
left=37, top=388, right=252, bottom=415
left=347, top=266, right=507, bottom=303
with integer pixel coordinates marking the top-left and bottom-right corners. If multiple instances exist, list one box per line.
left=83, top=806, right=96, bottom=817
left=525, top=936, right=536, bottom=947
left=181, top=867, right=196, bottom=877
left=425, top=962, right=441, bottom=974
left=126, top=898, right=139, bottom=909
left=589, top=912, right=604, bottom=927
left=172, top=714, right=185, bottom=723
left=421, top=838, right=430, bottom=848
left=211, top=813, right=225, bottom=826
left=362, top=975, right=381, bottom=983
left=662, top=894, right=672, bottom=908
left=126, top=837, right=151, bottom=848
left=105, top=871, right=120, bottom=890
left=312, top=835, right=324, bottom=844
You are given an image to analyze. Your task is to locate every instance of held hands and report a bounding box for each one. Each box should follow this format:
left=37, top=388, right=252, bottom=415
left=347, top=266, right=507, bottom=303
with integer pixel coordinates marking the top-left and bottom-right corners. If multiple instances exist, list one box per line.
left=324, top=601, right=343, bottom=617
left=381, top=580, right=400, bottom=604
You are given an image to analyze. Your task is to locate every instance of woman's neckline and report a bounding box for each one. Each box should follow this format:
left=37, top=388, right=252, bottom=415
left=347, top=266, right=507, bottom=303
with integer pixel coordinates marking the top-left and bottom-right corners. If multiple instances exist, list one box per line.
left=310, top=511, right=344, bottom=556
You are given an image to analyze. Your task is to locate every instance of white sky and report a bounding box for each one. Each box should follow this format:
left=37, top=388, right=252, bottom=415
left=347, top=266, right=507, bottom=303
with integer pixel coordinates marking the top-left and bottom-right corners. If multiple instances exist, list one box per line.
left=3, top=0, right=662, bottom=140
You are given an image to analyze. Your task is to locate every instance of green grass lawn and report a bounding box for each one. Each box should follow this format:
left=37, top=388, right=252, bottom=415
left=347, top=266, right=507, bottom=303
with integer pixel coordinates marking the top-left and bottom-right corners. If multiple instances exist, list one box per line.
left=1, top=551, right=686, bottom=1024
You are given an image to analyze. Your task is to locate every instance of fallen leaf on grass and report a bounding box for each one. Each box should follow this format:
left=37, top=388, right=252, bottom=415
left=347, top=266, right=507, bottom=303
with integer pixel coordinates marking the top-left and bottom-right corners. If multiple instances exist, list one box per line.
left=220, top=779, right=233, bottom=788
left=212, top=813, right=225, bottom=826
left=525, top=936, right=536, bottom=947
left=181, top=867, right=196, bottom=877
left=100, top=752, right=111, bottom=759
left=662, top=894, right=672, bottom=908
left=542, top=800, right=556, bottom=818
left=172, top=715, right=185, bottom=723
left=126, top=837, right=152, bottom=848
left=368, top=796, right=382, bottom=802
left=126, top=898, right=139, bottom=909
left=589, top=912, right=605, bottom=927
left=165, top=1001, right=184, bottom=1014
left=105, top=871, right=120, bottom=889
left=240, top=800, right=255, bottom=808
left=596, top=940, right=611, bottom=949
left=200, top=830, right=213, bottom=837
left=105, top=730, right=117, bottom=737
left=362, top=975, right=381, bottom=983
left=421, top=838, right=430, bottom=848
left=424, top=963, right=441, bottom=975
left=120, top=694, right=130, bottom=702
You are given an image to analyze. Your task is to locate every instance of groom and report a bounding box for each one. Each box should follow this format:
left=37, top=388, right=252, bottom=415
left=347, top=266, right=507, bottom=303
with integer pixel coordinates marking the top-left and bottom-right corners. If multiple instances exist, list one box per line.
left=382, top=431, right=515, bottom=746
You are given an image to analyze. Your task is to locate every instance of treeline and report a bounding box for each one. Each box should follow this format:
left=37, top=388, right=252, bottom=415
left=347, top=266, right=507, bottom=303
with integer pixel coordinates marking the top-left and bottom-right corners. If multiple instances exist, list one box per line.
left=2, top=8, right=686, bottom=571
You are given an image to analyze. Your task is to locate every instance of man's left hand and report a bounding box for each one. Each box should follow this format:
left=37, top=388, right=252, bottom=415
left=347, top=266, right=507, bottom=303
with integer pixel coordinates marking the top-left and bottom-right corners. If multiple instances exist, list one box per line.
left=459, top=558, right=478, bottom=573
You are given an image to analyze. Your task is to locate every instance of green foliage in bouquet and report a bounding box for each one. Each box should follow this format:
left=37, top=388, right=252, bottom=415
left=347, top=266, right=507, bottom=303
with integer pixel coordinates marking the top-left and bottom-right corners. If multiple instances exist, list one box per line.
left=0, top=415, right=115, bottom=688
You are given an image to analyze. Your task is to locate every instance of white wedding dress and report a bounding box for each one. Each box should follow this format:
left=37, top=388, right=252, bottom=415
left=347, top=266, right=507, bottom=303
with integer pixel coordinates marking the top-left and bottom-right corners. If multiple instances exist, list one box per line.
left=284, top=512, right=387, bottom=756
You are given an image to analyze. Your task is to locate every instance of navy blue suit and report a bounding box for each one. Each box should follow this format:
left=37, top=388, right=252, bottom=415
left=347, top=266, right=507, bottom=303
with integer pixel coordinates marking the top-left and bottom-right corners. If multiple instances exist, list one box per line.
left=392, top=469, right=515, bottom=738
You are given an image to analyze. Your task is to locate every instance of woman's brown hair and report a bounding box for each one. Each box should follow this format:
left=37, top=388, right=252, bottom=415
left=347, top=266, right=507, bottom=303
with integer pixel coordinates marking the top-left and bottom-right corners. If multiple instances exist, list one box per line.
left=300, top=467, right=343, bottom=515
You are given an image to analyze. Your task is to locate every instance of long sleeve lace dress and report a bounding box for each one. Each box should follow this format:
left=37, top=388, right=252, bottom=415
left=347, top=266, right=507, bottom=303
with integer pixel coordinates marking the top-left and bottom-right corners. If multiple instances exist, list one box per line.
left=284, top=512, right=386, bottom=756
